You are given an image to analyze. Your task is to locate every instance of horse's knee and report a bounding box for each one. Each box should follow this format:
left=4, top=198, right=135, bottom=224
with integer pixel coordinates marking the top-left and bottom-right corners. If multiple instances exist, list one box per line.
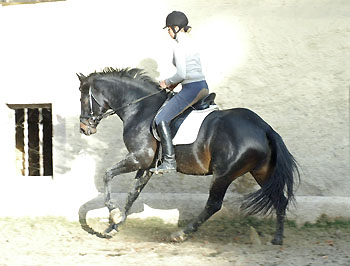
left=104, top=170, right=114, bottom=184
left=206, top=199, right=223, bottom=214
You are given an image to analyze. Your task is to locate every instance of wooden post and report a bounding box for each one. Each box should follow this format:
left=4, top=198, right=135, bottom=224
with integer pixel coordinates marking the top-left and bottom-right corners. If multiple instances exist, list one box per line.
left=27, top=108, right=40, bottom=176
left=15, top=109, right=25, bottom=175
left=42, top=108, right=53, bottom=176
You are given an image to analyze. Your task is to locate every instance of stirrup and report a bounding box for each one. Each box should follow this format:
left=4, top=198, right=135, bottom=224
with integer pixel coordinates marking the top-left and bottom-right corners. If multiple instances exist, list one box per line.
left=150, top=160, right=176, bottom=174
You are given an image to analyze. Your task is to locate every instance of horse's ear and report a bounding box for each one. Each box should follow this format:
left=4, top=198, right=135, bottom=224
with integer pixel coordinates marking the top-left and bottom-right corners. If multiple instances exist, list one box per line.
left=77, top=73, right=86, bottom=82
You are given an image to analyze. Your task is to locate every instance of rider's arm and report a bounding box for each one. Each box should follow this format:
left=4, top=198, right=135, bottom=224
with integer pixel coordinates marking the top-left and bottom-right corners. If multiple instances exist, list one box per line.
left=165, top=44, right=186, bottom=86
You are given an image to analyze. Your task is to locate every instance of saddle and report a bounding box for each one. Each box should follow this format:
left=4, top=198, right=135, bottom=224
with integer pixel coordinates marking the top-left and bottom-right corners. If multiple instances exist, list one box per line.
left=152, top=92, right=217, bottom=142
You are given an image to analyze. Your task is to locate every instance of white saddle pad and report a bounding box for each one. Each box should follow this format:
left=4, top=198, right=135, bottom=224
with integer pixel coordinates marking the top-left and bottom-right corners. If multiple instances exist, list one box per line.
left=172, top=105, right=219, bottom=145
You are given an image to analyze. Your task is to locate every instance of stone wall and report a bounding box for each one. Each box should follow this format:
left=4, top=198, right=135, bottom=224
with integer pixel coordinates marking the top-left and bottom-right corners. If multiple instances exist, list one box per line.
left=0, top=0, right=349, bottom=221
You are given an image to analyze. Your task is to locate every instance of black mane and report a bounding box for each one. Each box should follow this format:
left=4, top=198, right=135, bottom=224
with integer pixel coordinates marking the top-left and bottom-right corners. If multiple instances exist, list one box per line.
left=88, top=67, right=159, bottom=88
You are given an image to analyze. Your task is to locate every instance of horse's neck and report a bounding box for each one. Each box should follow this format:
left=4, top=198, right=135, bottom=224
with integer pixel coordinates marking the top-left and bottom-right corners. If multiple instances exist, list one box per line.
left=109, top=82, right=165, bottom=124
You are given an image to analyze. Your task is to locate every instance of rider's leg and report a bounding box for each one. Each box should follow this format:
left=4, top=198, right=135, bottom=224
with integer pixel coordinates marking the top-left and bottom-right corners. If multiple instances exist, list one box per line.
left=155, top=84, right=209, bottom=125
left=153, top=121, right=177, bottom=173
left=151, top=82, right=209, bottom=174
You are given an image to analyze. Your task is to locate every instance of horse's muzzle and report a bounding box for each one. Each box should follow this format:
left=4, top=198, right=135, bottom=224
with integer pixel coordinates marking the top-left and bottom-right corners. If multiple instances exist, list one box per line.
left=80, top=121, right=97, bottom=136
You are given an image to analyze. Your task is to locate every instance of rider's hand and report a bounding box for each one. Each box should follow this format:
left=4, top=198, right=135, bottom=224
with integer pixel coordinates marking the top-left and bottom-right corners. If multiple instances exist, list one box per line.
left=159, top=80, right=167, bottom=89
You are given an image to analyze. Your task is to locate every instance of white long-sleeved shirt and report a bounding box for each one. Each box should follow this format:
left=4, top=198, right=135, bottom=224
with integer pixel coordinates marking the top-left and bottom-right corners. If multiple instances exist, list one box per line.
left=165, top=32, right=205, bottom=86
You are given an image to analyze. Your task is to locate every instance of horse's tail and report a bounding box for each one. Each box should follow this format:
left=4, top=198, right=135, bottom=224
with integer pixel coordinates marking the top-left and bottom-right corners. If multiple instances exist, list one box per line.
left=241, top=127, right=300, bottom=215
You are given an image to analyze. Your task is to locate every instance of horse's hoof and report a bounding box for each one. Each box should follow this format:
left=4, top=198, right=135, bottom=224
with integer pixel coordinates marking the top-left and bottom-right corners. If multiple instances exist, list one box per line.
left=271, top=238, right=283, bottom=245
left=104, top=223, right=118, bottom=234
left=104, top=225, right=114, bottom=234
left=111, top=208, right=123, bottom=224
left=170, top=230, right=188, bottom=242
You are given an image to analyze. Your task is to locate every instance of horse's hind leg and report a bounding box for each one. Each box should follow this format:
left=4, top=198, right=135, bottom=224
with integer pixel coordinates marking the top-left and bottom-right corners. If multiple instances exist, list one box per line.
left=171, top=175, right=233, bottom=242
left=251, top=161, right=287, bottom=245
left=271, top=197, right=288, bottom=245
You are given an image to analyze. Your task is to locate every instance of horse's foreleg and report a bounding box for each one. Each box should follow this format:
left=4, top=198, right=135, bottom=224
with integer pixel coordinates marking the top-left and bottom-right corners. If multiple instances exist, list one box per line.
left=103, top=171, right=117, bottom=211
left=102, top=150, right=155, bottom=234
left=103, top=153, right=141, bottom=211
left=109, top=170, right=153, bottom=231
left=171, top=175, right=233, bottom=242
left=124, top=170, right=153, bottom=217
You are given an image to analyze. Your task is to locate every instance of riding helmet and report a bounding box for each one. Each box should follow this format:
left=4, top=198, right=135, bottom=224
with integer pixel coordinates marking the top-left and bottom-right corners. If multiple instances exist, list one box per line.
left=163, top=11, right=189, bottom=30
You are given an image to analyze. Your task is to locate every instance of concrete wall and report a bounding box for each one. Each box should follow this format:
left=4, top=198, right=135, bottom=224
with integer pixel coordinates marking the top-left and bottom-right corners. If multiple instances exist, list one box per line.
left=0, top=0, right=349, bottom=222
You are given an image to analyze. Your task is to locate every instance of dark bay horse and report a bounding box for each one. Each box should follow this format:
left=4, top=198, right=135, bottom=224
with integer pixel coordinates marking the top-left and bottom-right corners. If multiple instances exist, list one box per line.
left=77, top=67, right=299, bottom=245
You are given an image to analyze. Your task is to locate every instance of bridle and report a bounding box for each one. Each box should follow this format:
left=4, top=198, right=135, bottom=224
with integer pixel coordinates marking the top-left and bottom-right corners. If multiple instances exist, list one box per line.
left=81, top=85, right=164, bottom=127
left=88, top=86, right=114, bottom=123
left=80, top=86, right=112, bottom=128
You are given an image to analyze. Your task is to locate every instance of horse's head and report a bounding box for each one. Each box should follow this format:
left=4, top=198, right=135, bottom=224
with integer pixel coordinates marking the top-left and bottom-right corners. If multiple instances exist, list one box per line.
left=77, top=73, right=110, bottom=136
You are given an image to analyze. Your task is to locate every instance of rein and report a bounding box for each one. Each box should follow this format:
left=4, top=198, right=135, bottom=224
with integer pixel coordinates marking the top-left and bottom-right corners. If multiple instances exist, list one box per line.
left=88, top=86, right=164, bottom=122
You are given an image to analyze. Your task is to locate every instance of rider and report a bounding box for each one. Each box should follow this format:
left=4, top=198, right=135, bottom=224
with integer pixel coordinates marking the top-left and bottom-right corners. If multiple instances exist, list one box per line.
left=150, top=11, right=209, bottom=174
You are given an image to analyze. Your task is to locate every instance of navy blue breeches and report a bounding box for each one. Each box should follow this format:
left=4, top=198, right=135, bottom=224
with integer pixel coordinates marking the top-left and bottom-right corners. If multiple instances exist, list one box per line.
left=155, top=80, right=209, bottom=125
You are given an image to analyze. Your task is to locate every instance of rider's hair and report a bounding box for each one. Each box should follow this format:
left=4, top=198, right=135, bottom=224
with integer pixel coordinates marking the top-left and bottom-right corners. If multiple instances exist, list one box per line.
left=183, top=25, right=192, bottom=33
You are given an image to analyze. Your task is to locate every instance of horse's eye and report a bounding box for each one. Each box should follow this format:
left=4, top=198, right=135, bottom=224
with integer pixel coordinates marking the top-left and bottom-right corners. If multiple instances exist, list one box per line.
left=80, top=96, right=88, bottom=104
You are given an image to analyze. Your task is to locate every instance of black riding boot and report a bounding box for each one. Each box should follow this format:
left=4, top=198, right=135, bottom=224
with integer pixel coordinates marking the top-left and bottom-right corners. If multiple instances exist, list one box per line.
left=151, top=121, right=177, bottom=173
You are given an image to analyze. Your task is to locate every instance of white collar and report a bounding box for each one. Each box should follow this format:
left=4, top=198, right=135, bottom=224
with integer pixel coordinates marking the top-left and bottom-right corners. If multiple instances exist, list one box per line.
left=175, top=32, right=188, bottom=43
